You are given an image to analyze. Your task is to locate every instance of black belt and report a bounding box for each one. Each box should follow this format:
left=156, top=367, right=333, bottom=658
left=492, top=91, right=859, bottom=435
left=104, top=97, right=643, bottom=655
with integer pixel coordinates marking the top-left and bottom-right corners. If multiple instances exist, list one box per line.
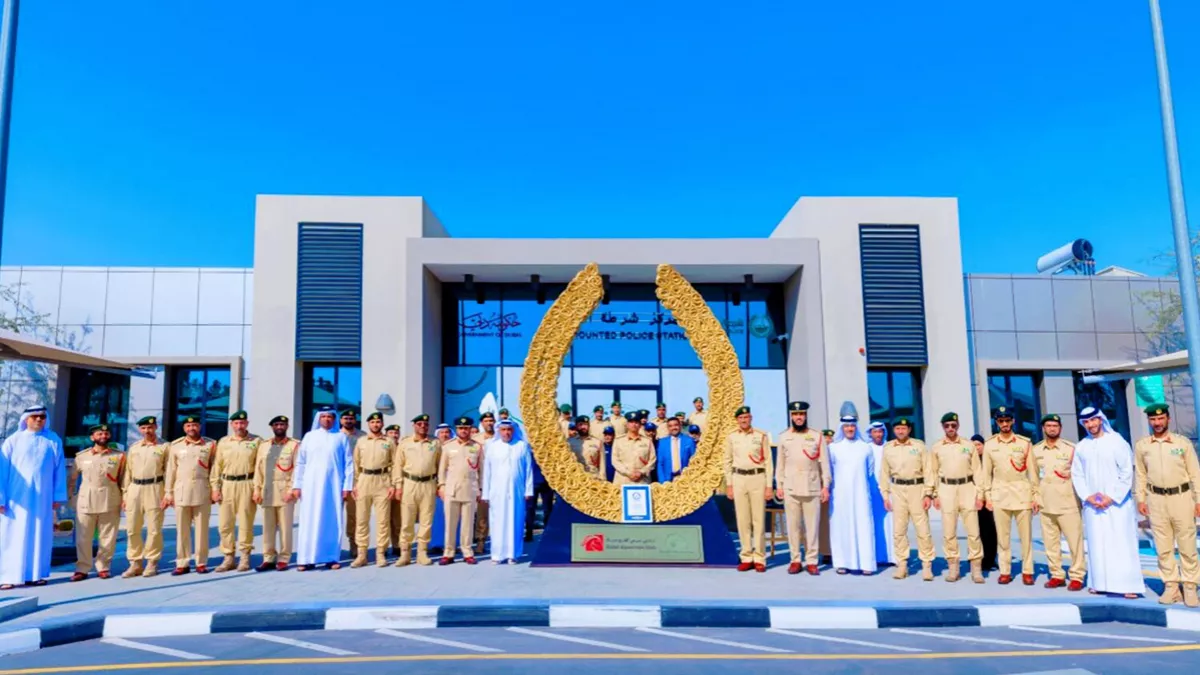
left=940, top=477, right=973, bottom=485
left=361, top=468, right=387, bottom=476
left=132, top=476, right=164, bottom=485
left=733, top=468, right=766, bottom=476
left=891, top=477, right=924, bottom=486
left=1150, top=483, right=1191, bottom=496
left=222, top=474, right=253, bottom=482
left=404, top=472, right=436, bottom=482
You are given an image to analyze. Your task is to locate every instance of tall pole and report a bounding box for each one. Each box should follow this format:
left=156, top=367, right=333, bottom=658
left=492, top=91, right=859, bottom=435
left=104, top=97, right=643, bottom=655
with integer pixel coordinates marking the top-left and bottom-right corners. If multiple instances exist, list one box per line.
left=1149, top=0, right=1200, bottom=416
left=0, top=0, right=19, bottom=266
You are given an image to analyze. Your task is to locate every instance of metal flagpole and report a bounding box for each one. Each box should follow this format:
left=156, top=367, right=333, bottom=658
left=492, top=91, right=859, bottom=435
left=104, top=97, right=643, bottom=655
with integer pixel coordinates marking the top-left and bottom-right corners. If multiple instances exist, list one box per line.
left=1148, top=0, right=1200, bottom=414
left=0, top=0, right=20, bottom=266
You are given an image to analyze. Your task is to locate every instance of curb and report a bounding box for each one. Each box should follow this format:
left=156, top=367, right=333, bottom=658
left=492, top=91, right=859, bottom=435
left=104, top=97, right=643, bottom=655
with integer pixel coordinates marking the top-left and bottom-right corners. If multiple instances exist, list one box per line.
left=3, top=601, right=1200, bottom=656
left=0, top=597, right=37, bottom=625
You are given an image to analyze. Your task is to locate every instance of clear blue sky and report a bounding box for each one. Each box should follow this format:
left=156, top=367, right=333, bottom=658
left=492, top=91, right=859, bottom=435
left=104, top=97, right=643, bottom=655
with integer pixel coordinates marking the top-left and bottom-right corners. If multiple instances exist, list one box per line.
left=3, top=0, right=1199, bottom=274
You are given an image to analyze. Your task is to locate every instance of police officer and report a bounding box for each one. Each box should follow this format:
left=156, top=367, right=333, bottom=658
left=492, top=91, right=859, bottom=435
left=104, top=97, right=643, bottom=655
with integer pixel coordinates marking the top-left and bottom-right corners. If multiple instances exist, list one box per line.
left=1032, top=414, right=1085, bottom=591
left=471, top=412, right=496, bottom=553
left=339, top=410, right=366, bottom=560
left=981, top=406, right=1040, bottom=585
left=880, top=417, right=935, bottom=580
left=70, top=424, right=124, bottom=581
left=612, top=413, right=655, bottom=486
left=559, top=404, right=574, bottom=437
left=608, top=402, right=627, bottom=437
left=213, top=411, right=261, bottom=572
left=1135, top=403, right=1200, bottom=607
left=165, top=415, right=217, bottom=575
left=394, top=414, right=441, bottom=566
left=122, top=416, right=168, bottom=578
left=384, top=424, right=404, bottom=555
left=569, top=416, right=605, bottom=477
left=929, top=412, right=984, bottom=584
left=589, top=406, right=608, bottom=441
left=725, top=405, right=773, bottom=572
left=253, top=415, right=298, bottom=571
left=439, top=416, right=482, bottom=565
left=775, top=401, right=829, bottom=576
left=352, top=412, right=396, bottom=567
left=689, top=397, right=709, bottom=435
left=650, top=403, right=671, bottom=433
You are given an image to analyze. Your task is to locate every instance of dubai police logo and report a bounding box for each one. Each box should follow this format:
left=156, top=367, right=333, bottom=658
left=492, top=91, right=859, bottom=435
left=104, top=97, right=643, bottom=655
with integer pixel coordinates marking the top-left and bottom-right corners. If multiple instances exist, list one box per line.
left=749, top=313, right=772, bottom=338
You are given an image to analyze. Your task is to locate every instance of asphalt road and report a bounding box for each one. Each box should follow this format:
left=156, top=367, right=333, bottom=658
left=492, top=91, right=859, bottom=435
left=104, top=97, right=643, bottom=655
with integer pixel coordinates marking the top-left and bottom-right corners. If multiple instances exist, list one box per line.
left=3, top=622, right=1199, bottom=674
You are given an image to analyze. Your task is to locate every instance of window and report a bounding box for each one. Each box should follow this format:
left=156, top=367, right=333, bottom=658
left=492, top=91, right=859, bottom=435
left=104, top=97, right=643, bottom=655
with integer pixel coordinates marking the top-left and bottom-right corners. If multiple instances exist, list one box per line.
left=64, top=370, right=130, bottom=457
left=987, top=372, right=1041, bottom=439
left=868, top=368, right=923, bottom=439
left=303, top=364, right=362, bottom=426
left=572, top=299, right=660, bottom=367
left=1073, top=374, right=1130, bottom=440
left=167, top=367, right=232, bottom=440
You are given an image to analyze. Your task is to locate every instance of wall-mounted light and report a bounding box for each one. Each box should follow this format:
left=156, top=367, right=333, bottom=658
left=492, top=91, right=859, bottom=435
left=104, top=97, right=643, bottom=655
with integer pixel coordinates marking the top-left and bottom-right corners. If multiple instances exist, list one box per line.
left=375, top=393, right=396, bottom=416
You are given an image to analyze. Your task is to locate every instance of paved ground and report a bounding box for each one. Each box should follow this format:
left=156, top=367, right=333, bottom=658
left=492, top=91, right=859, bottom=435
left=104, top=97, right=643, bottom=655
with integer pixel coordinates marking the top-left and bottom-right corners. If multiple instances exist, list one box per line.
left=1, top=622, right=1196, bottom=674
left=0, top=505, right=1171, bottom=629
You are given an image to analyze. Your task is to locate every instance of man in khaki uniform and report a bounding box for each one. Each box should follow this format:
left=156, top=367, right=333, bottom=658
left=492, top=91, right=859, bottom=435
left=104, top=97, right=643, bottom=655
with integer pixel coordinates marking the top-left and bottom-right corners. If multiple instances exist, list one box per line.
left=1032, top=413, right=1085, bottom=591
left=213, top=410, right=261, bottom=572
left=689, top=397, right=709, bottom=435
left=929, top=412, right=984, bottom=584
left=339, top=410, right=366, bottom=560
left=471, top=412, right=496, bottom=553
left=70, top=424, right=124, bottom=581
left=589, top=406, right=607, bottom=441
left=559, top=404, right=574, bottom=437
left=775, top=401, right=829, bottom=576
left=1135, top=403, right=1200, bottom=607
left=981, top=406, right=1040, bottom=585
left=439, top=416, right=482, bottom=565
left=253, top=415, right=298, bottom=571
left=569, top=416, right=605, bottom=477
left=394, top=413, right=442, bottom=566
left=650, top=403, right=671, bottom=436
left=165, top=415, right=217, bottom=575
left=725, top=405, right=773, bottom=572
left=612, top=413, right=655, bottom=486
left=880, top=417, right=935, bottom=580
left=350, top=412, right=395, bottom=567
left=385, top=424, right=404, bottom=555
left=122, top=416, right=168, bottom=578
left=608, top=402, right=627, bottom=438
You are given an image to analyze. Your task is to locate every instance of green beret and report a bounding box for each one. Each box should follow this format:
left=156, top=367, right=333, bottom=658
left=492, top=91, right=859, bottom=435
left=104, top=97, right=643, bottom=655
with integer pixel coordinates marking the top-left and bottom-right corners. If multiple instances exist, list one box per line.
left=576, top=415, right=590, bottom=424
left=181, top=415, right=200, bottom=425
left=339, top=409, right=357, bottom=419
left=268, top=415, right=289, bottom=426
left=788, top=401, right=810, bottom=412
left=455, top=416, right=474, bottom=427
left=498, top=408, right=509, bottom=415
left=1040, top=413, right=1062, bottom=425
left=480, top=412, right=495, bottom=421
left=136, top=416, right=157, bottom=426
left=411, top=414, right=430, bottom=423
left=892, top=417, right=912, bottom=428
left=822, top=429, right=834, bottom=435
left=593, top=405, right=605, bottom=413
left=366, top=412, right=383, bottom=422
left=992, top=406, right=1014, bottom=419
left=385, top=424, right=400, bottom=432
left=1144, top=403, right=1170, bottom=416
left=657, top=402, right=667, bottom=408
left=229, top=410, right=248, bottom=421
left=674, top=412, right=686, bottom=418
left=693, top=397, right=704, bottom=404
left=940, top=412, right=958, bottom=424
left=735, top=405, right=751, bottom=417
left=559, top=404, right=572, bottom=413
left=610, top=401, right=621, bottom=407
left=89, top=423, right=109, bottom=434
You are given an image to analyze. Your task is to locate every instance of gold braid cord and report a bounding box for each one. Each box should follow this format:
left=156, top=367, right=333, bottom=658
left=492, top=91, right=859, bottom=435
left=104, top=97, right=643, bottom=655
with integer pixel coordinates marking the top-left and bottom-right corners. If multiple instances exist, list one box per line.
left=519, top=263, right=744, bottom=523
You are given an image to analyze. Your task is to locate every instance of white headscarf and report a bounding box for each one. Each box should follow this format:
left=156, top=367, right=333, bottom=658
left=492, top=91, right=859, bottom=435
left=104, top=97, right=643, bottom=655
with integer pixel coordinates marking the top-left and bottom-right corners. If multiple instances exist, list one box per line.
left=833, top=415, right=870, bottom=443
left=18, top=406, right=48, bottom=433
left=1078, top=406, right=1114, bottom=437
left=311, top=408, right=337, bottom=433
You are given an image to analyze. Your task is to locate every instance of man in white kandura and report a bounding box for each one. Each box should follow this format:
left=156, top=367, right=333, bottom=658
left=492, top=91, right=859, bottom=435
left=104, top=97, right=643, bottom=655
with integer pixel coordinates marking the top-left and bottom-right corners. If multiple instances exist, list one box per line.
left=292, top=406, right=355, bottom=571
left=482, top=420, right=533, bottom=564
left=866, top=421, right=894, bottom=567
left=1072, top=406, right=1145, bottom=598
left=829, top=407, right=877, bottom=575
left=0, top=407, right=67, bottom=590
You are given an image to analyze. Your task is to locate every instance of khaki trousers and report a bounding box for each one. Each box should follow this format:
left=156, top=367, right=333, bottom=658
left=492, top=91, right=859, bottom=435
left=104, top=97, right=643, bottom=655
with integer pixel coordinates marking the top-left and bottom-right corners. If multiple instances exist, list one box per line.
left=445, top=500, right=477, bottom=557
left=75, top=511, right=119, bottom=573
left=125, top=484, right=164, bottom=565
left=474, top=501, right=490, bottom=550
left=218, top=480, right=256, bottom=557
left=891, top=483, right=935, bottom=564
left=732, top=472, right=768, bottom=564
left=400, top=479, right=437, bottom=554
left=1040, top=509, right=1086, bottom=582
left=389, top=500, right=403, bottom=551
left=995, top=507, right=1033, bottom=576
left=261, top=503, right=294, bottom=563
left=175, top=504, right=211, bottom=567
left=345, top=497, right=356, bottom=553
left=1149, top=492, right=1200, bottom=584
left=938, top=482, right=982, bottom=563
left=783, top=493, right=820, bottom=565
left=354, top=476, right=392, bottom=555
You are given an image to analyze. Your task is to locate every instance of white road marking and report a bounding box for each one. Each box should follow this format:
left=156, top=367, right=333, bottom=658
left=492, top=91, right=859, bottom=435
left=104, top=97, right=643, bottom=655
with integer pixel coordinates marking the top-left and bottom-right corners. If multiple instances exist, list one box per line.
left=766, top=628, right=930, bottom=653
left=507, top=627, right=650, bottom=652
left=245, top=631, right=359, bottom=655
left=1008, top=625, right=1194, bottom=644
left=889, top=628, right=1060, bottom=649
left=99, top=637, right=212, bottom=660
left=375, top=628, right=505, bottom=653
left=634, top=627, right=792, bottom=653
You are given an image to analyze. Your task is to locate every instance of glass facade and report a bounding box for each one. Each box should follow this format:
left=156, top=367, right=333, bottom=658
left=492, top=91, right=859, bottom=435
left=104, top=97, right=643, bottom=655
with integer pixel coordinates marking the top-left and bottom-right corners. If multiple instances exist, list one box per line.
left=167, top=366, right=232, bottom=440
left=867, top=368, right=924, bottom=439
left=986, top=371, right=1041, bottom=439
left=64, top=370, right=130, bottom=457
left=1073, top=373, right=1130, bottom=440
left=303, top=364, right=363, bottom=425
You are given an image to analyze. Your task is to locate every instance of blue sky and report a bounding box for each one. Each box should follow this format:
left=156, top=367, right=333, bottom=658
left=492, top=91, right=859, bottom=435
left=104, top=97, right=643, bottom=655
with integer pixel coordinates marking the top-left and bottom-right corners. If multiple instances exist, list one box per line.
left=3, top=0, right=1199, bottom=274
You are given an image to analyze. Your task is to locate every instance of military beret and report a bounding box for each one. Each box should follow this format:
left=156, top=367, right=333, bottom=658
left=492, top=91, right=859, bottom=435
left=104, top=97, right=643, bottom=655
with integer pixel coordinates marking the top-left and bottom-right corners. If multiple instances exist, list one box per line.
left=498, top=408, right=509, bottom=415
left=688, top=424, right=700, bottom=433
left=940, top=412, right=958, bottom=424
left=385, top=424, right=400, bottom=432
left=229, top=410, right=248, bottom=421
left=366, top=412, right=383, bottom=422
left=644, top=422, right=657, bottom=431
left=268, top=415, right=289, bottom=426
left=992, top=406, right=1014, bottom=419
left=411, top=414, right=430, bottom=423
left=480, top=412, right=495, bottom=421
left=638, top=409, right=650, bottom=417
left=694, top=397, right=704, bottom=403
left=822, top=429, right=835, bottom=435
left=559, top=404, right=572, bottom=413
left=593, top=405, right=605, bottom=413
left=1040, top=413, right=1062, bottom=425
left=624, top=412, right=639, bottom=422
left=674, top=412, right=686, bottom=418
left=339, top=409, right=357, bottom=418
left=575, top=415, right=590, bottom=424
left=1144, top=403, right=1170, bottom=416
left=89, top=423, right=110, bottom=434
left=892, top=417, right=913, bottom=428
left=603, top=426, right=615, bottom=434
left=657, top=402, right=667, bottom=408
left=735, top=405, right=751, bottom=417
left=136, top=415, right=157, bottom=426
left=788, top=401, right=810, bottom=412
left=181, top=415, right=201, bottom=425
left=454, top=416, right=473, bottom=427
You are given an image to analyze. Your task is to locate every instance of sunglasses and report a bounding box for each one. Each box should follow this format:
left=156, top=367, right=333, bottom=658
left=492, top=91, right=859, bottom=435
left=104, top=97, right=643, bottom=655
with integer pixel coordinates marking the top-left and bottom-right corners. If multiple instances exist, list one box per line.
left=942, top=422, right=959, bottom=428
left=28, top=414, right=46, bottom=420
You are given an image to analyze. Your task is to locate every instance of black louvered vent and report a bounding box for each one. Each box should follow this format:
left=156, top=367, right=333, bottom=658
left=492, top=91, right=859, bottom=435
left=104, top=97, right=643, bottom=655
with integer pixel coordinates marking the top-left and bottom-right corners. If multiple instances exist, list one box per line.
left=859, top=224, right=928, bottom=365
left=296, top=222, right=363, bottom=360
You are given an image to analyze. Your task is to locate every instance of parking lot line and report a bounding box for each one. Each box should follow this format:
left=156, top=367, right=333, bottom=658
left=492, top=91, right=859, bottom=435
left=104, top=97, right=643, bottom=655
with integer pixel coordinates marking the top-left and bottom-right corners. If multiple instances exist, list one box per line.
left=634, top=627, right=792, bottom=653
left=98, top=637, right=212, bottom=661
left=766, top=628, right=930, bottom=653
left=375, top=628, right=505, bottom=653
left=506, top=627, right=650, bottom=652
left=889, top=628, right=1060, bottom=649
left=244, top=632, right=359, bottom=655
left=1008, top=625, right=1195, bottom=644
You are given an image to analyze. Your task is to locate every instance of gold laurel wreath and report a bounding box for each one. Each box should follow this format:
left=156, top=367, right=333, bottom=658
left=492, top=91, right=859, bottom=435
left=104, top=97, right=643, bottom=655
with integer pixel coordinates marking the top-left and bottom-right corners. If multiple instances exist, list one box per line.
left=519, top=263, right=744, bottom=522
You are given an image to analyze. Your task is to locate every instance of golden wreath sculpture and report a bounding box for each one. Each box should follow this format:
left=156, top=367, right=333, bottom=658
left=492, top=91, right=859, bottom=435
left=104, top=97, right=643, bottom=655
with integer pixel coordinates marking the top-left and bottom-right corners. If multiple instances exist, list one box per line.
left=518, top=263, right=744, bottom=523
